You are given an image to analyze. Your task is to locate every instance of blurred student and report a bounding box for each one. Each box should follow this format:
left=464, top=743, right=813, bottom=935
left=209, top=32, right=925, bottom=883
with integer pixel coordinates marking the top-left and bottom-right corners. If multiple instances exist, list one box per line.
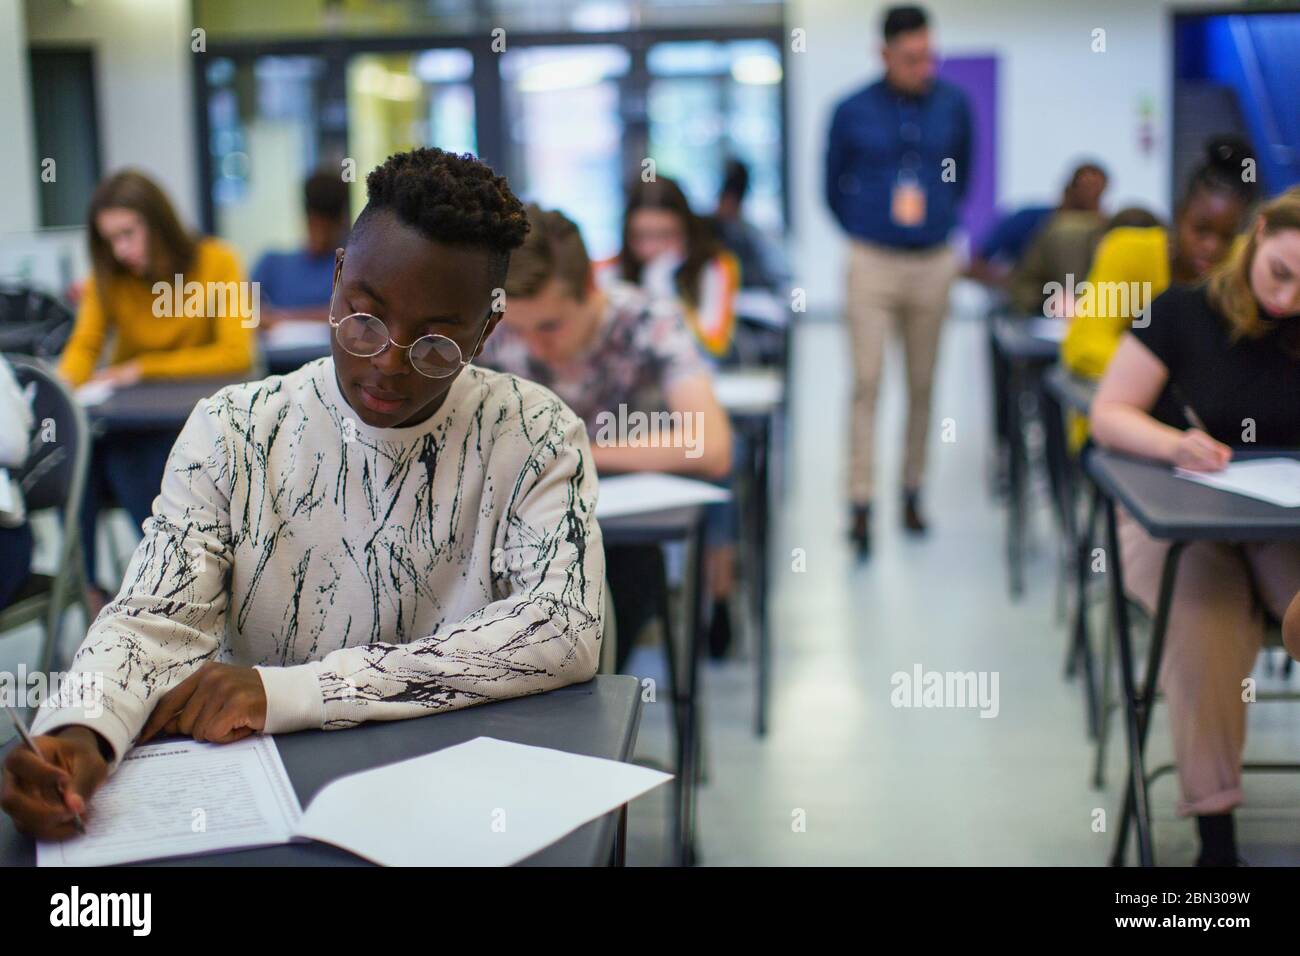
left=252, top=169, right=351, bottom=326
left=824, top=4, right=971, bottom=556
left=481, top=204, right=732, bottom=671
left=57, top=170, right=255, bottom=617
left=0, top=355, right=34, bottom=610
left=2, top=148, right=604, bottom=841
left=606, top=176, right=741, bottom=361
left=1090, top=186, right=1300, bottom=866
left=1061, top=136, right=1257, bottom=379
left=1007, top=171, right=1111, bottom=316
left=708, top=158, right=789, bottom=293
left=972, top=161, right=1108, bottom=292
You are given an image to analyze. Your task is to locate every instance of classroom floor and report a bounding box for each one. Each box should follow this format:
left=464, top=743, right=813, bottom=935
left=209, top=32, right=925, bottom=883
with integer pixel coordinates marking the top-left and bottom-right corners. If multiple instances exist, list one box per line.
left=624, top=294, right=1300, bottom=867
left=4, top=293, right=1299, bottom=867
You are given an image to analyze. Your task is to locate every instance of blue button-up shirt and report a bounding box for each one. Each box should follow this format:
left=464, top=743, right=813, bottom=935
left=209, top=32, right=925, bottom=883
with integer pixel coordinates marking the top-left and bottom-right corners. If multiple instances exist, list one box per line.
left=825, top=78, right=972, bottom=249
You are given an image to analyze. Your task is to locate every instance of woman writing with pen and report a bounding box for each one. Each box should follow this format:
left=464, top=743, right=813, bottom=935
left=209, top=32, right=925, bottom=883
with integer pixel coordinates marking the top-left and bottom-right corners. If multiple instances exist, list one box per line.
left=1090, top=186, right=1300, bottom=866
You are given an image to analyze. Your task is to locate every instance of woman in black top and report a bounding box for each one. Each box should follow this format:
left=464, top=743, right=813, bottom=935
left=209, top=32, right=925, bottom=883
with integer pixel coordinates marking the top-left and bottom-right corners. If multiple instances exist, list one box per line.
left=1092, top=186, right=1300, bottom=866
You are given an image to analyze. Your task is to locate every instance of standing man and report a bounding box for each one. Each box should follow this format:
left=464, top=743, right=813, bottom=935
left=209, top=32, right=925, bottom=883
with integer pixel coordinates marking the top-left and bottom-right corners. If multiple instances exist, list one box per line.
left=825, top=5, right=971, bottom=559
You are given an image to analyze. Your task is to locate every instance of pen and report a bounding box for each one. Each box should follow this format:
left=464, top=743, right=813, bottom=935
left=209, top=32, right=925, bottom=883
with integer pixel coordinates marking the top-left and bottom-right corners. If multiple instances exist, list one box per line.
left=5, top=707, right=86, bottom=834
left=1169, top=382, right=1209, bottom=433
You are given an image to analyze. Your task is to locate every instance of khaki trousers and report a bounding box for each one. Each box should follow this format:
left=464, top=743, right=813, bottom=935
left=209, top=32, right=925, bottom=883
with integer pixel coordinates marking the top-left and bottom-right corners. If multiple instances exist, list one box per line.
left=845, top=239, right=958, bottom=504
left=1118, top=507, right=1300, bottom=816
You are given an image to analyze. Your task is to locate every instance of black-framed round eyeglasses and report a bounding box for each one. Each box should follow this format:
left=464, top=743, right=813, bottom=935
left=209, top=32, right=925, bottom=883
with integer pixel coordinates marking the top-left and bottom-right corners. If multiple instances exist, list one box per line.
left=328, top=253, right=491, bottom=379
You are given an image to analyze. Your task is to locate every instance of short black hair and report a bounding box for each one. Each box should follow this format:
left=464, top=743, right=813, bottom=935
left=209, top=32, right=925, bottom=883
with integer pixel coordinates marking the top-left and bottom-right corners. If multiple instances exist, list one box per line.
left=351, top=147, right=530, bottom=285
left=1069, top=161, right=1109, bottom=186
left=1182, top=134, right=1258, bottom=210
left=720, top=159, right=750, bottom=202
left=304, top=169, right=350, bottom=220
left=883, top=5, right=928, bottom=42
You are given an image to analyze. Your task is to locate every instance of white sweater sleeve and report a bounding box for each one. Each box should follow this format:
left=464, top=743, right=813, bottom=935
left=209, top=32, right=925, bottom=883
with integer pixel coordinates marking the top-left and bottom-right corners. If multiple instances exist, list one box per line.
left=254, top=402, right=606, bottom=732
left=29, top=399, right=234, bottom=772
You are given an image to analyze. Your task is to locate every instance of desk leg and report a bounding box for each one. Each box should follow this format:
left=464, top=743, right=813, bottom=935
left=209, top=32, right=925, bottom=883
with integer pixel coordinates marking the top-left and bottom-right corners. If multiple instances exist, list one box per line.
left=678, top=516, right=708, bottom=867
left=1068, top=483, right=1102, bottom=738
left=1006, top=360, right=1026, bottom=600
left=659, top=565, right=686, bottom=862
left=1107, top=497, right=1183, bottom=867
left=611, top=804, right=627, bottom=867
left=754, top=419, right=772, bottom=738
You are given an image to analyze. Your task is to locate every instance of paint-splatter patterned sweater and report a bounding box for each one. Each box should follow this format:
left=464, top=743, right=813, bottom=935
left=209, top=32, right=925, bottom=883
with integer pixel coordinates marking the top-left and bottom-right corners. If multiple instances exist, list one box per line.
left=32, top=358, right=605, bottom=772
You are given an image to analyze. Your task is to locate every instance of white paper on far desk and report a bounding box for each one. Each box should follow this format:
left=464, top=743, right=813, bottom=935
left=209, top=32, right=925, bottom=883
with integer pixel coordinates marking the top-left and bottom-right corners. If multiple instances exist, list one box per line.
left=1027, top=317, right=1068, bottom=342
left=37, top=736, right=302, bottom=867
left=73, top=381, right=115, bottom=407
left=596, top=472, right=731, bottom=520
left=1174, top=457, right=1300, bottom=508
left=294, top=737, right=671, bottom=867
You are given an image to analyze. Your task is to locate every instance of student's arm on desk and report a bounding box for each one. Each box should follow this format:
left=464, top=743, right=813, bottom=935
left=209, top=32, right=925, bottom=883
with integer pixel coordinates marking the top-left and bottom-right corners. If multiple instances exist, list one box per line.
left=1090, top=334, right=1230, bottom=472
left=589, top=373, right=734, bottom=480
left=57, top=278, right=110, bottom=387
left=3, top=401, right=234, bottom=836
left=251, top=404, right=605, bottom=734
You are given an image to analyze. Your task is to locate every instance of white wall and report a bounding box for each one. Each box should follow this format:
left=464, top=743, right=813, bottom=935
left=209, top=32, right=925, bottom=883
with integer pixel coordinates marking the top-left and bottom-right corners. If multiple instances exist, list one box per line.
left=0, top=0, right=39, bottom=233
left=787, top=0, right=1232, bottom=314
left=22, top=0, right=198, bottom=225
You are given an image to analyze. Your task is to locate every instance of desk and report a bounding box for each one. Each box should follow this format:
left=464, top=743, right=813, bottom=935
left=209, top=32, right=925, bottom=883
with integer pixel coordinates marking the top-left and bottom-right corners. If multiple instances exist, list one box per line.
left=83, top=377, right=242, bottom=434
left=992, top=316, right=1065, bottom=598
left=598, top=475, right=725, bottom=866
left=1042, top=365, right=1096, bottom=416
left=0, top=676, right=641, bottom=867
left=1041, top=367, right=1101, bottom=739
left=262, top=341, right=329, bottom=376
left=716, top=368, right=784, bottom=737
left=1086, top=449, right=1300, bottom=866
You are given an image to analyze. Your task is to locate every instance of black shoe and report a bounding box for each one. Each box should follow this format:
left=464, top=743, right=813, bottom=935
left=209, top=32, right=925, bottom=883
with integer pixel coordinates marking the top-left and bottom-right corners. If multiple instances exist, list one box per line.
left=1195, top=813, right=1239, bottom=866
left=850, top=504, right=871, bottom=560
left=707, top=599, right=732, bottom=659
left=903, top=491, right=928, bottom=535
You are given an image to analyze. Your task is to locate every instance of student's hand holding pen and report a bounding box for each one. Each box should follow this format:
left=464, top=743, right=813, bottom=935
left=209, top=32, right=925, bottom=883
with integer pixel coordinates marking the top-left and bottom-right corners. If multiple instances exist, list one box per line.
left=138, top=662, right=267, bottom=745
left=1172, top=428, right=1233, bottom=472
left=0, top=726, right=108, bottom=840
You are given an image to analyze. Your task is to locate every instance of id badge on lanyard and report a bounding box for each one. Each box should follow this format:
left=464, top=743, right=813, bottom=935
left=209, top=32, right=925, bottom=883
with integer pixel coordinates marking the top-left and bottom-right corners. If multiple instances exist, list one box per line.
left=891, top=103, right=926, bottom=228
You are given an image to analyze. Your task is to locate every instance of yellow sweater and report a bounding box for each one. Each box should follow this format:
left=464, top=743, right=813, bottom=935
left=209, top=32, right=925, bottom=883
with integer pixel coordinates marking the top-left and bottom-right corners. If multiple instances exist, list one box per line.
left=1059, top=226, right=1170, bottom=379
left=58, top=237, right=256, bottom=387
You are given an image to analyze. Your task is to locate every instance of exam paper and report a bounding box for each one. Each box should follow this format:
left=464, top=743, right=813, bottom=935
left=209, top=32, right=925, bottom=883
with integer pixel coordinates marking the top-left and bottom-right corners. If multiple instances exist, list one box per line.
left=73, top=381, right=115, bottom=407
left=294, top=736, right=671, bottom=867
left=1174, top=457, right=1300, bottom=508
left=37, top=736, right=302, bottom=867
left=1027, top=317, right=1068, bottom=342
left=715, top=369, right=784, bottom=414
left=596, top=472, right=731, bottom=520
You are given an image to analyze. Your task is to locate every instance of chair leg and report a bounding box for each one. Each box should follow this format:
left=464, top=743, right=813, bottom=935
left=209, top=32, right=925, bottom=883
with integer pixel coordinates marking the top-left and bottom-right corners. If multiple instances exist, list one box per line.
left=1093, top=606, right=1115, bottom=790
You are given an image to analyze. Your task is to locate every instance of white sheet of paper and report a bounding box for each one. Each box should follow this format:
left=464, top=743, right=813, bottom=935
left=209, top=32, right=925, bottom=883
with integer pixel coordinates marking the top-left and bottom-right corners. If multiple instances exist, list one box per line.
left=715, top=369, right=784, bottom=414
left=263, top=320, right=332, bottom=348
left=733, top=289, right=788, bottom=328
left=1027, top=317, right=1068, bottom=342
left=73, top=381, right=115, bottom=407
left=37, top=737, right=302, bottom=867
left=1174, top=457, right=1300, bottom=508
left=596, top=472, right=731, bottom=520
left=294, top=737, right=671, bottom=867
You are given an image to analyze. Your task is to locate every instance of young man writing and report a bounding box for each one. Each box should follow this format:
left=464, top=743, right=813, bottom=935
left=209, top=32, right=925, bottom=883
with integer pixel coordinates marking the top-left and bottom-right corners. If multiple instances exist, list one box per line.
left=2, top=148, right=605, bottom=840
left=478, top=204, right=731, bottom=669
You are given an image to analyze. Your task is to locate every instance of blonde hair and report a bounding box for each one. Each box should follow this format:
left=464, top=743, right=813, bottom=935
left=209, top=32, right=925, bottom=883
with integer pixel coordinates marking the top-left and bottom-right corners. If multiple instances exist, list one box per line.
left=1207, top=185, right=1300, bottom=342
